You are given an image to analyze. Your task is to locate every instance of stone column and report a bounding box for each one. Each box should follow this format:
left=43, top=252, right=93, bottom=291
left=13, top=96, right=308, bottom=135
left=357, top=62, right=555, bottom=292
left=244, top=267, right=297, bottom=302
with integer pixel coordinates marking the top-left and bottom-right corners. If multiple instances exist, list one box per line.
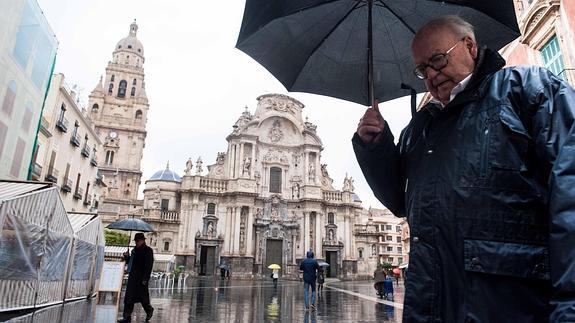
left=233, top=207, right=241, bottom=254
left=251, top=144, right=256, bottom=180
left=315, top=212, right=322, bottom=258
left=304, top=212, right=310, bottom=255
left=239, top=143, right=244, bottom=178
left=246, top=207, right=254, bottom=256
left=225, top=206, right=233, bottom=255
left=300, top=212, right=306, bottom=257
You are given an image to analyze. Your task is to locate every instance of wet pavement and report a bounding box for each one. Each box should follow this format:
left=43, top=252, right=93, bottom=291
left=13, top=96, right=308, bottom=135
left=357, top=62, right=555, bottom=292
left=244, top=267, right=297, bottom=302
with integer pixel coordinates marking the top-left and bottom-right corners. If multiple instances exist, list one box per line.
left=1, top=278, right=404, bottom=322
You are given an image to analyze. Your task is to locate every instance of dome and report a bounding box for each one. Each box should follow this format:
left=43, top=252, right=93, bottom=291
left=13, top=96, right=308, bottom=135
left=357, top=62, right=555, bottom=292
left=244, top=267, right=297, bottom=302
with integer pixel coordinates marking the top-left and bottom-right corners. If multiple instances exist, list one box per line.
left=114, top=20, right=144, bottom=56
left=352, top=193, right=362, bottom=203
left=149, top=162, right=181, bottom=182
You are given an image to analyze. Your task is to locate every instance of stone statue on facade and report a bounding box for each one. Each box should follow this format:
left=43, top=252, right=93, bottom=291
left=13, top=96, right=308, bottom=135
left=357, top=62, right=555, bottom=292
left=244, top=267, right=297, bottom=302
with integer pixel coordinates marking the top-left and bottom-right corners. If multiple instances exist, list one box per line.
left=207, top=221, right=214, bottom=238
left=308, top=164, right=316, bottom=182
left=243, top=157, right=251, bottom=177
left=185, top=158, right=193, bottom=175
left=196, top=157, right=203, bottom=175
left=343, top=173, right=355, bottom=191
left=328, top=229, right=334, bottom=241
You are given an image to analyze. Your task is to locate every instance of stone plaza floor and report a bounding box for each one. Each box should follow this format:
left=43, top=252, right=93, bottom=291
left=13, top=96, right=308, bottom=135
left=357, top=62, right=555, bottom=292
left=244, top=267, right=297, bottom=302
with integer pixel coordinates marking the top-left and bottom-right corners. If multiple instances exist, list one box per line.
left=1, top=278, right=405, bottom=322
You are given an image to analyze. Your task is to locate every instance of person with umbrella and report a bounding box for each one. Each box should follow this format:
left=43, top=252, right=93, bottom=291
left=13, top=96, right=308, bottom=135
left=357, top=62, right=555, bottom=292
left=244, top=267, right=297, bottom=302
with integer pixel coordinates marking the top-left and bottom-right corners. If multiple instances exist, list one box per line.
left=299, top=251, right=320, bottom=311
left=354, top=15, right=575, bottom=322
left=118, top=233, right=154, bottom=322
left=373, top=264, right=386, bottom=299
left=268, top=264, right=281, bottom=288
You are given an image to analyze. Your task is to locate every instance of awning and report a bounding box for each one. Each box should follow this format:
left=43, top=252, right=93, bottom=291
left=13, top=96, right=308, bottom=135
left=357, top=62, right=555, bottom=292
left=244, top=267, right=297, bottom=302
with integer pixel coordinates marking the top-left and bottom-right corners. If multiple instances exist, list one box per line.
left=155, top=254, right=174, bottom=263
left=398, top=263, right=408, bottom=269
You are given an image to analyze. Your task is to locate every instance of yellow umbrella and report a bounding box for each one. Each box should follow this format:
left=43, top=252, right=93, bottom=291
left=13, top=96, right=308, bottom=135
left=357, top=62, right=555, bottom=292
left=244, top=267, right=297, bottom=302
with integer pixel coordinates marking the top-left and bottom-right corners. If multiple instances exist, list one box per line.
left=267, top=264, right=281, bottom=270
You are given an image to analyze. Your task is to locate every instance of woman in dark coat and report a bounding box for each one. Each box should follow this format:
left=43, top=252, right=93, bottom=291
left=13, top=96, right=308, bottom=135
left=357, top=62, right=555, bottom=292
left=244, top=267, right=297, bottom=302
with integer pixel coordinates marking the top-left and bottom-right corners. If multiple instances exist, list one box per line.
left=118, top=233, right=154, bottom=322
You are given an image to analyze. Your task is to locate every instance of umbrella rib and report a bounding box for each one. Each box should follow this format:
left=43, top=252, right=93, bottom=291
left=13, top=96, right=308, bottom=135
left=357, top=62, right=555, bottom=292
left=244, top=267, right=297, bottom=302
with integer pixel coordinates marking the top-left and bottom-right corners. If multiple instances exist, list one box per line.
left=292, top=1, right=363, bottom=87
left=377, top=0, right=416, bottom=34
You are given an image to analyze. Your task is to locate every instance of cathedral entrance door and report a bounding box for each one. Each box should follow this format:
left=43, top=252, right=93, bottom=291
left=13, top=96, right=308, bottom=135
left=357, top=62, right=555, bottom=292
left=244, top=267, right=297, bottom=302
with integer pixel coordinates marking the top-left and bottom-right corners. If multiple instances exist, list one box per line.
left=199, top=246, right=216, bottom=276
left=265, top=239, right=282, bottom=275
left=326, top=251, right=338, bottom=278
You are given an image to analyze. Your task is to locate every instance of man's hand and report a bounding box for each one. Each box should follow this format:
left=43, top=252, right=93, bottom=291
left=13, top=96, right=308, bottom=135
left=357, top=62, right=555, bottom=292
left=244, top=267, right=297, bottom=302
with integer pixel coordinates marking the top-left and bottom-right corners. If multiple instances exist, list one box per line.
left=357, top=101, right=385, bottom=145
left=142, top=281, right=147, bottom=286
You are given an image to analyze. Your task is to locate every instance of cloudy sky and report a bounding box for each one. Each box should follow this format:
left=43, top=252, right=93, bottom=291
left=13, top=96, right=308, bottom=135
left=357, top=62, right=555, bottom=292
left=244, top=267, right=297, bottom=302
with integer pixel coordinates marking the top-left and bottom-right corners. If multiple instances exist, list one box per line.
left=37, top=0, right=416, bottom=209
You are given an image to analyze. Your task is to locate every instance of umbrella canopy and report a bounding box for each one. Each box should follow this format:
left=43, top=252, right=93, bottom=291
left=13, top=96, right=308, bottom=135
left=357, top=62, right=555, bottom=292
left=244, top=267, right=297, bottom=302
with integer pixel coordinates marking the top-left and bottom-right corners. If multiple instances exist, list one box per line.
left=318, top=261, right=330, bottom=267
left=267, top=264, right=281, bottom=270
left=237, top=0, right=520, bottom=106
left=106, top=218, right=154, bottom=232
left=392, top=268, right=401, bottom=275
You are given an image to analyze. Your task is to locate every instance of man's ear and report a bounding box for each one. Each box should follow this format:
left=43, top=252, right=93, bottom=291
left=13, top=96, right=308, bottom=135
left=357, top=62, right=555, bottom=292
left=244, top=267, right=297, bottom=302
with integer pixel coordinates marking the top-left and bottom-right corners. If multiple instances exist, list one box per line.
left=466, top=37, right=478, bottom=59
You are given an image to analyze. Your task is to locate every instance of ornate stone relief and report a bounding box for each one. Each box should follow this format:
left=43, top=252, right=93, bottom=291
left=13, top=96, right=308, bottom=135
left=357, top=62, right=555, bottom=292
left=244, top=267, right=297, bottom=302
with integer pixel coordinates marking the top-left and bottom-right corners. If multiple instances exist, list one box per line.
left=263, top=97, right=297, bottom=115
left=268, top=119, right=284, bottom=143
left=263, top=149, right=288, bottom=164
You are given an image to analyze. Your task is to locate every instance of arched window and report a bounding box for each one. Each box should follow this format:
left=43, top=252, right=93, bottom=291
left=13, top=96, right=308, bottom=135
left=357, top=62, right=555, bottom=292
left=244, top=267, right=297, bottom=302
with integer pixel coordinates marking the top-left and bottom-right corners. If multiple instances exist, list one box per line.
left=108, top=83, right=113, bottom=95
left=117, top=80, right=127, bottom=98
left=130, top=87, right=135, bottom=97
left=207, top=203, right=216, bottom=215
left=111, top=75, right=115, bottom=82
left=358, top=248, right=363, bottom=259
left=92, top=103, right=99, bottom=113
left=105, top=150, right=114, bottom=165
left=164, top=241, right=170, bottom=251
left=269, top=167, right=282, bottom=193
left=328, top=212, right=335, bottom=224
left=132, top=78, right=137, bottom=85
left=135, top=110, right=142, bottom=119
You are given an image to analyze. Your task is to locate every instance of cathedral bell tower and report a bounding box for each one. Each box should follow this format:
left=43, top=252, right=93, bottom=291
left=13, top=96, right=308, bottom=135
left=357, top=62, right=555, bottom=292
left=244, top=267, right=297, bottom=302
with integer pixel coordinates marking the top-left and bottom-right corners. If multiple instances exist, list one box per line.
left=88, top=20, right=149, bottom=221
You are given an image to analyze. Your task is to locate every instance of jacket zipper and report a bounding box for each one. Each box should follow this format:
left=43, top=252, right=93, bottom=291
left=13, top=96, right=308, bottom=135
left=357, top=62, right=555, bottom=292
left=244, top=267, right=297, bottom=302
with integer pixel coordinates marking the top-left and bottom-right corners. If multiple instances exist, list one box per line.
left=480, top=124, right=489, bottom=178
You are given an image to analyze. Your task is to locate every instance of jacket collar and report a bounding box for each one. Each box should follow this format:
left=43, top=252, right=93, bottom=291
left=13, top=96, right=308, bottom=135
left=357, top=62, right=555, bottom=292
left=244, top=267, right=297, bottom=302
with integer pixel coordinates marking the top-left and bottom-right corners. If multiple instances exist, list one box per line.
left=427, top=47, right=506, bottom=115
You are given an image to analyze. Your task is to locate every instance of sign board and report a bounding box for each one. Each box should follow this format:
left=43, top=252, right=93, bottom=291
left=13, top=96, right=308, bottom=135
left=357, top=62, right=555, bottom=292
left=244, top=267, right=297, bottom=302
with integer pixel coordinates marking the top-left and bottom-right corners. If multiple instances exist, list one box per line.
left=99, top=261, right=125, bottom=292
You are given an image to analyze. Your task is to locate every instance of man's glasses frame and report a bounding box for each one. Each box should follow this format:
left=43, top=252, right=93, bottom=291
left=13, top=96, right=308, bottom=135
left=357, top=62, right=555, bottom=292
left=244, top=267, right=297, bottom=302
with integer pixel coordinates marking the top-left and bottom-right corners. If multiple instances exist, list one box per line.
left=413, top=38, right=465, bottom=80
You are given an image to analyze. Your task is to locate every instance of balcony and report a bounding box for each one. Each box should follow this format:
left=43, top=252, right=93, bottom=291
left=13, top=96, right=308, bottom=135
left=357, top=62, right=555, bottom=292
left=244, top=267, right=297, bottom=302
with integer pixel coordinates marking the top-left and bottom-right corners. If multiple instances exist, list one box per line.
left=161, top=211, right=180, bottom=222
left=70, top=133, right=80, bottom=147
left=61, top=179, right=73, bottom=193
left=45, top=167, right=59, bottom=183
left=73, top=187, right=83, bottom=200
left=81, top=144, right=90, bottom=158
left=31, top=163, right=43, bottom=181
left=90, top=156, right=97, bottom=167
left=39, top=117, right=51, bottom=137
left=55, top=117, right=69, bottom=133
left=95, top=171, right=104, bottom=185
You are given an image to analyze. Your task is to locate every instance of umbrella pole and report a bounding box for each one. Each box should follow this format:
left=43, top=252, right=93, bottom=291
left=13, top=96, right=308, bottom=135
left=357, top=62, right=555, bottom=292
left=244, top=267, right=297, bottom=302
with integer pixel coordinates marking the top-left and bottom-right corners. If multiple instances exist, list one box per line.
left=367, top=0, right=376, bottom=109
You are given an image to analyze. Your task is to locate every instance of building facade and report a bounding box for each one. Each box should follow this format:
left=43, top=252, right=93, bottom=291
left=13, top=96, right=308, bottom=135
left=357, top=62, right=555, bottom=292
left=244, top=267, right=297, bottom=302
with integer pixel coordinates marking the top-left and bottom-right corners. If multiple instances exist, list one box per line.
left=88, top=20, right=149, bottom=221
left=32, top=73, right=103, bottom=212
left=0, top=0, right=58, bottom=180
left=140, top=94, right=368, bottom=279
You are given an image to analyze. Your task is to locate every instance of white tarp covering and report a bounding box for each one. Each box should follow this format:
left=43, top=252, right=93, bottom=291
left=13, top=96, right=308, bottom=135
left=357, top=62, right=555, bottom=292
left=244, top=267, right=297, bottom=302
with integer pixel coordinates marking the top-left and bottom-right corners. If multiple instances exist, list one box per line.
left=0, top=183, right=74, bottom=311
left=65, top=213, right=104, bottom=300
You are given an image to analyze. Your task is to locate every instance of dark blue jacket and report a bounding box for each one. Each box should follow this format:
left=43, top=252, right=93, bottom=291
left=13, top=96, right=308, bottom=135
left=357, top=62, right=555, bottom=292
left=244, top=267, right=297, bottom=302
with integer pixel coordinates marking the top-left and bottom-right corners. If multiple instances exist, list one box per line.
left=353, top=48, right=575, bottom=322
left=300, top=256, right=319, bottom=284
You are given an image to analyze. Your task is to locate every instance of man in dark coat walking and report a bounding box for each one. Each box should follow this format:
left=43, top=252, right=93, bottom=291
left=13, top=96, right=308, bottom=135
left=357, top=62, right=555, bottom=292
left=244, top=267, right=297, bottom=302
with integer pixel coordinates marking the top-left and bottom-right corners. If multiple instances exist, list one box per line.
left=299, top=251, right=320, bottom=310
left=354, top=15, right=575, bottom=322
left=118, top=232, right=154, bottom=322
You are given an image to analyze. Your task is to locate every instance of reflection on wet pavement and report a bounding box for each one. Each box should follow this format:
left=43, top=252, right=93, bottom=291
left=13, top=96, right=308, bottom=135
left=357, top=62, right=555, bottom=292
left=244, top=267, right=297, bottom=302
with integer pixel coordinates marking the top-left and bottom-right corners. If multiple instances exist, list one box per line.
left=1, top=279, right=404, bottom=322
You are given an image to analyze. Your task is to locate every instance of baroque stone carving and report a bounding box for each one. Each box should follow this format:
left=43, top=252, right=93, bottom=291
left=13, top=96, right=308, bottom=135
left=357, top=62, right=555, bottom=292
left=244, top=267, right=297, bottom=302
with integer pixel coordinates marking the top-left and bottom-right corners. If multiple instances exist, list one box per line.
left=185, top=158, right=193, bottom=175
left=268, top=119, right=284, bottom=143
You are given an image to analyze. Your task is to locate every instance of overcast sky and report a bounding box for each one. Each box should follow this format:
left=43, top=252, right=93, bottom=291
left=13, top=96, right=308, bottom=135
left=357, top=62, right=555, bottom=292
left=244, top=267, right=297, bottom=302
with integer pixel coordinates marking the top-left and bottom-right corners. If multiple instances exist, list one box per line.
left=37, top=0, right=416, bottom=209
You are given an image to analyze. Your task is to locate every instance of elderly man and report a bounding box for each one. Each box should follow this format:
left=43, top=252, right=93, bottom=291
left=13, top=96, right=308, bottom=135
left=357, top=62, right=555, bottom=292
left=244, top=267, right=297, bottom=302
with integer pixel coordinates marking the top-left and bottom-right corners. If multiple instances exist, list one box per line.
left=353, top=15, right=575, bottom=322
left=119, top=233, right=154, bottom=322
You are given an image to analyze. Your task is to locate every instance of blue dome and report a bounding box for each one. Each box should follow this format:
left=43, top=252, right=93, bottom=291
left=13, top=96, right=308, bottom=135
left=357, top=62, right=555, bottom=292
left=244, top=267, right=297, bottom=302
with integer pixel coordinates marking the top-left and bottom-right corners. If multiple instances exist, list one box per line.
left=149, top=162, right=181, bottom=182
left=352, top=193, right=362, bottom=203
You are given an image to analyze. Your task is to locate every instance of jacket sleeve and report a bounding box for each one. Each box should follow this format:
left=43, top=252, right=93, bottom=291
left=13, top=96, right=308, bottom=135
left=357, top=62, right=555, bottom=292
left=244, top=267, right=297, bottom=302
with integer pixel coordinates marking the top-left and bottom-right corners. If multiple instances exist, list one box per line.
left=525, top=69, right=575, bottom=321
left=143, top=248, right=154, bottom=282
left=352, top=122, right=405, bottom=216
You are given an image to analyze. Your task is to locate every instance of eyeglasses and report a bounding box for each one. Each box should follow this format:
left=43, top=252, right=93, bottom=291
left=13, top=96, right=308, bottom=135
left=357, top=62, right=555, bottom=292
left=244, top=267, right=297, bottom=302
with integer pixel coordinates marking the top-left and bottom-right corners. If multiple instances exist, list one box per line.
left=413, top=39, right=464, bottom=80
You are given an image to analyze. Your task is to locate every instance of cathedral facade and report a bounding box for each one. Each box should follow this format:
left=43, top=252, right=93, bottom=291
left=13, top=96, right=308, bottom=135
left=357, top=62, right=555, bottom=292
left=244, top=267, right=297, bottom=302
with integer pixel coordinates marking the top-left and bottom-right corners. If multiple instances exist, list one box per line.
left=142, top=94, right=368, bottom=279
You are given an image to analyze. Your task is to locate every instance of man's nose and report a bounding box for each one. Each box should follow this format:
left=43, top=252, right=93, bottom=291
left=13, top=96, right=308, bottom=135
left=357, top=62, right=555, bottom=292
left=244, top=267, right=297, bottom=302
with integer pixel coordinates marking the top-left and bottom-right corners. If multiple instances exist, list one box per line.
left=425, top=66, right=440, bottom=80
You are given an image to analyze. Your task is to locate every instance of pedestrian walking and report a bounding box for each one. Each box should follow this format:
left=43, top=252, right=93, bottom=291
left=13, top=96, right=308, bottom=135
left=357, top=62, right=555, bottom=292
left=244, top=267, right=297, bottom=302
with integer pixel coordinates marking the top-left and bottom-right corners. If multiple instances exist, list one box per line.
left=299, top=251, right=320, bottom=310
left=118, top=233, right=154, bottom=322
left=373, top=265, right=386, bottom=299
left=317, top=268, right=325, bottom=295
left=354, top=15, right=575, bottom=322
left=272, top=269, right=279, bottom=288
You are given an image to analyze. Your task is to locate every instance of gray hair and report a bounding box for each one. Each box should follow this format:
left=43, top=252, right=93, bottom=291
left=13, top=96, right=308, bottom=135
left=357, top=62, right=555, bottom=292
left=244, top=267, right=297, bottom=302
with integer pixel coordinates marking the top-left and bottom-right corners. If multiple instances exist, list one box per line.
left=419, top=15, right=476, bottom=42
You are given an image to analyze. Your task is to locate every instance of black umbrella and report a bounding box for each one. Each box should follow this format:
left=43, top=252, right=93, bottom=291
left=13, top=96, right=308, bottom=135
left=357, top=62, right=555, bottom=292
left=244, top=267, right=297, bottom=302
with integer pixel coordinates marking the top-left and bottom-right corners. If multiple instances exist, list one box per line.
left=236, top=0, right=520, bottom=107
left=106, top=218, right=154, bottom=250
